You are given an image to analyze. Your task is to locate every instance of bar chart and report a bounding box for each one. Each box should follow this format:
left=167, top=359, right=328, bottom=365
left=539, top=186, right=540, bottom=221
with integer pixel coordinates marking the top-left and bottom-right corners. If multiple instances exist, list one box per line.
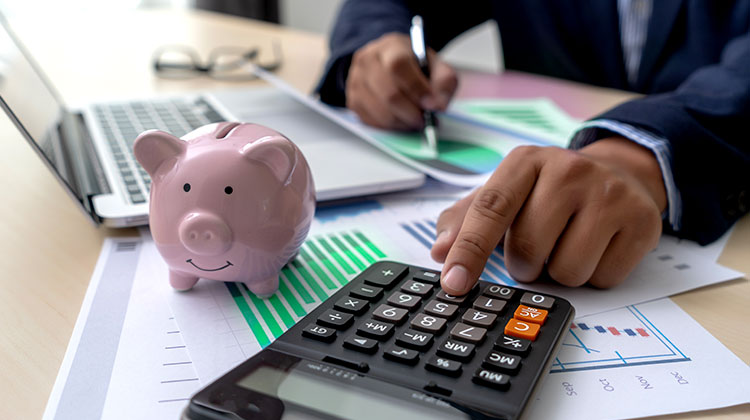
left=551, top=305, right=690, bottom=372
left=400, top=218, right=517, bottom=286
left=225, top=230, right=387, bottom=348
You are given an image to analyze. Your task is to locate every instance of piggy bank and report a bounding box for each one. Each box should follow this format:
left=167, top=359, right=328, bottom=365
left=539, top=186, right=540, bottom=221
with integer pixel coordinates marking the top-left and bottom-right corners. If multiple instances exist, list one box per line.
left=134, top=122, right=315, bottom=296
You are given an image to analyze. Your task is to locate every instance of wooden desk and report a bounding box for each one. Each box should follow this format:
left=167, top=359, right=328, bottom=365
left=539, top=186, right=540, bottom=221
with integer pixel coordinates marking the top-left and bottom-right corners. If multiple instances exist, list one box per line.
left=0, top=8, right=746, bottom=419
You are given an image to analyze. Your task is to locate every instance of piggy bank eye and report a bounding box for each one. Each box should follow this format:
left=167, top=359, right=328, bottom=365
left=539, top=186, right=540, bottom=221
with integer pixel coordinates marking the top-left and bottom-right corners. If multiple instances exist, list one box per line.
left=224, top=186, right=233, bottom=195
left=183, top=183, right=191, bottom=192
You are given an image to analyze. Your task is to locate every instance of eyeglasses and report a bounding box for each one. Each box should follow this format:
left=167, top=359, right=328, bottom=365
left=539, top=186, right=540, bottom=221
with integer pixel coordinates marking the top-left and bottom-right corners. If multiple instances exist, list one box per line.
left=152, top=42, right=282, bottom=81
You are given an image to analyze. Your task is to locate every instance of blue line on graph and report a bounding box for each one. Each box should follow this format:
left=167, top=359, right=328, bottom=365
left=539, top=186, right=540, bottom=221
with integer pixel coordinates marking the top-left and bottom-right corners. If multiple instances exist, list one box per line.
left=487, top=253, right=517, bottom=285
left=615, top=351, right=628, bottom=364
left=562, top=343, right=601, bottom=353
left=549, top=357, right=691, bottom=373
left=414, top=221, right=437, bottom=240
left=482, top=259, right=513, bottom=286
left=629, top=305, right=680, bottom=357
left=401, top=223, right=432, bottom=249
left=568, top=329, right=594, bottom=354
left=553, top=357, right=565, bottom=370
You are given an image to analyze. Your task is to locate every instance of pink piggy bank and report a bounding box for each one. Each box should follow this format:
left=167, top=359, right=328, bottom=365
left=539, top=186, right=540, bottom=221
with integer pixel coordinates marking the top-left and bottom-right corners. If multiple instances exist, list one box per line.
left=134, top=122, right=315, bottom=296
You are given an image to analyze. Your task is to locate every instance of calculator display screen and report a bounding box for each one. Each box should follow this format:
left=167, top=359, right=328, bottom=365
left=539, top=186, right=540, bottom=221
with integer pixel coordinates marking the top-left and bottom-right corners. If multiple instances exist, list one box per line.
left=238, top=364, right=469, bottom=420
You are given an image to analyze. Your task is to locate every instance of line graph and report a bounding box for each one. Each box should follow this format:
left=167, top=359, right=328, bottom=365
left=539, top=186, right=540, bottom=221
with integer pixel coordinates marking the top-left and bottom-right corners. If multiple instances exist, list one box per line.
left=551, top=305, right=690, bottom=373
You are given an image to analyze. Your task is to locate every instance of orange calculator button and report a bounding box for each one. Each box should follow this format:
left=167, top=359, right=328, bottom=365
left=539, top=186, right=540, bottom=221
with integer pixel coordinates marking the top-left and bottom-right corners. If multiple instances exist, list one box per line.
left=514, top=305, right=548, bottom=325
left=505, top=318, right=540, bottom=341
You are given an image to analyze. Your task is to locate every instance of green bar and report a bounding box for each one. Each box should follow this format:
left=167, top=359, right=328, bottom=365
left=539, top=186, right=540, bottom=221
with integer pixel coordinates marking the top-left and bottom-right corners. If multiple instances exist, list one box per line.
left=330, top=234, right=366, bottom=270
left=242, top=284, right=284, bottom=338
left=355, top=231, right=386, bottom=259
left=278, top=279, right=307, bottom=317
left=291, top=261, right=328, bottom=301
left=246, top=285, right=296, bottom=328
left=343, top=232, right=376, bottom=264
left=318, top=237, right=355, bottom=274
left=282, top=267, right=314, bottom=304
left=225, top=283, right=270, bottom=347
left=307, top=241, right=348, bottom=286
left=298, top=247, right=337, bottom=290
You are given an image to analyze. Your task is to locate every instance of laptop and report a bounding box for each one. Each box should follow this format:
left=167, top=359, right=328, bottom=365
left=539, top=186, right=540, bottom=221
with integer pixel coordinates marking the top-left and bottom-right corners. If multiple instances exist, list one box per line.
left=0, top=17, right=424, bottom=227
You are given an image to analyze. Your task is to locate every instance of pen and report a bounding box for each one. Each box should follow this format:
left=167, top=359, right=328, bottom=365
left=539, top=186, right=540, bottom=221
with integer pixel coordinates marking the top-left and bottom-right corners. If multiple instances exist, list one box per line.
left=409, top=15, right=439, bottom=159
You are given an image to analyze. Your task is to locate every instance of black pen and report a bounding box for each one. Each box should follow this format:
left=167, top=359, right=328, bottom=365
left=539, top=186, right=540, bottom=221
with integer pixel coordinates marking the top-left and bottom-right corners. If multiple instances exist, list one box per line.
left=409, top=15, right=438, bottom=158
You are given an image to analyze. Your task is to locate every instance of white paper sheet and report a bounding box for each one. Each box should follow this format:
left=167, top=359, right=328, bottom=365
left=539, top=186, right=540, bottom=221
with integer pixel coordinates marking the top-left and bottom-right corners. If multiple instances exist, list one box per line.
left=100, top=233, right=201, bottom=418
left=42, top=237, right=200, bottom=420
left=524, top=298, right=750, bottom=419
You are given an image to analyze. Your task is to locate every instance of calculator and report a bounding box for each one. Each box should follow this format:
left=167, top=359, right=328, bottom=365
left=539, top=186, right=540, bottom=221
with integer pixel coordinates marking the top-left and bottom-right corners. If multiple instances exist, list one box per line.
left=184, top=261, right=574, bottom=420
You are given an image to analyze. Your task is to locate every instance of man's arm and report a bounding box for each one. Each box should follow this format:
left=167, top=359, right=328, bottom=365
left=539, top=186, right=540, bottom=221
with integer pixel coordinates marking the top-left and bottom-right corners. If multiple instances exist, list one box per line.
left=577, top=33, right=750, bottom=245
left=316, top=0, right=491, bottom=106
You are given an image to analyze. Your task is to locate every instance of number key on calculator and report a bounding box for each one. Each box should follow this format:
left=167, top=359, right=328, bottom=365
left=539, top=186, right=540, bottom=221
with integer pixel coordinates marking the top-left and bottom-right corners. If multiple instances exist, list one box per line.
left=185, top=261, right=575, bottom=420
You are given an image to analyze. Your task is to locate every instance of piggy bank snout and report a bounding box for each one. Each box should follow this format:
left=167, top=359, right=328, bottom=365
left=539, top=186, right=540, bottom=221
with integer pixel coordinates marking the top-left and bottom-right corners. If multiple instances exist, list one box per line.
left=179, top=213, right=233, bottom=256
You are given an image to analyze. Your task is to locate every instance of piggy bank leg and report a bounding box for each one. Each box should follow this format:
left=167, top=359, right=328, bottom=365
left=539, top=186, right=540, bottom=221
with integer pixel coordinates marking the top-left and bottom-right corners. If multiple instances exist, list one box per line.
left=245, top=276, right=279, bottom=298
left=170, top=271, right=199, bottom=291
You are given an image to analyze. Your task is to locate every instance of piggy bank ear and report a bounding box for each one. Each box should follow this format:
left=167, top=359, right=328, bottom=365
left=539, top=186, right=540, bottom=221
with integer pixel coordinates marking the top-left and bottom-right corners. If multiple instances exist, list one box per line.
left=133, top=130, right=186, bottom=176
left=242, top=136, right=297, bottom=185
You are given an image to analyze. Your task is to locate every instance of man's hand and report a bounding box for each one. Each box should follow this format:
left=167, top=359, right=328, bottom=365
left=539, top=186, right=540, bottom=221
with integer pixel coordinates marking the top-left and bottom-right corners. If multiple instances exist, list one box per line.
left=346, top=33, right=458, bottom=130
left=432, top=137, right=667, bottom=295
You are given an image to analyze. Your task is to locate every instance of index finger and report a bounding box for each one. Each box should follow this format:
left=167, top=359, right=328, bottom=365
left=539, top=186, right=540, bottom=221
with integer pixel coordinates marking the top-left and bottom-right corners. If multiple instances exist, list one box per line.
left=440, top=146, right=543, bottom=295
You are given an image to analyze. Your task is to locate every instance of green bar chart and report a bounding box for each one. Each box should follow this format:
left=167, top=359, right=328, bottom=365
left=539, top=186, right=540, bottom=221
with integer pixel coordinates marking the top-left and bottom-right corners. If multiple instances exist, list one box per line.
left=225, top=229, right=386, bottom=348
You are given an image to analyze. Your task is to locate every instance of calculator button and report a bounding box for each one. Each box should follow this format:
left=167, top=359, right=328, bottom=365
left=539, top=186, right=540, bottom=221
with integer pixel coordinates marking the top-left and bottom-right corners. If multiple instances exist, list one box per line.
left=514, top=305, right=548, bottom=325
left=450, top=323, right=487, bottom=344
left=504, top=319, right=540, bottom=341
left=472, top=296, right=507, bottom=314
left=461, top=309, right=497, bottom=328
left=333, top=296, right=369, bottom=315
left=435, top=290, right=467, bottom=304
left=494, top=335, right=531, bottom=356
left=473, top=368, right=510, bottom=390
left=387, top=291, right=421, bottom=311
left=423, top=300, right=458, bottom=319
left=343, top=335, right=379, bottom=354
left=413, top=270, right=440, bottom=284
left=482, top=350, right=521, bottom=375
left=317, top=310, right=353, bottom=330
left=383, top=346, right=420, bottom=365
left=410, top=313, right=447, bottom=334
left=395, top=329, right=434, bottom=351
left=357, top=319, right=394, bottom=340
left=350, top=284, right=383, bottom=301
left=364, top=263, right=408, bottom=288
left=301, top=324, right=336, bottom=343
left=401, top=280, right=433, bottom=296
left=520, top=292, right=555, bottom=310
left=425, top=356, right=462, bottom=377
left=436, top=339, right=475, bottom=362
left=483, top=285, right=516, bottom=300
left=372, top=304, right=409, bottom=325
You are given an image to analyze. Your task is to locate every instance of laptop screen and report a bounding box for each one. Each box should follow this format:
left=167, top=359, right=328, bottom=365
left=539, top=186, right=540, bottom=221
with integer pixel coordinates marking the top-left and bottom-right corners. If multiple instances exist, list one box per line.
left=0, top=16, right=86, bottom=203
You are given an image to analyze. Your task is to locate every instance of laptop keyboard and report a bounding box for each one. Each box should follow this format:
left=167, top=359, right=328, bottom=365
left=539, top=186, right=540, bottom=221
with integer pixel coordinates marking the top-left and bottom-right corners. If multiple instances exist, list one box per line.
left=93, top=98, right=224, bottom=204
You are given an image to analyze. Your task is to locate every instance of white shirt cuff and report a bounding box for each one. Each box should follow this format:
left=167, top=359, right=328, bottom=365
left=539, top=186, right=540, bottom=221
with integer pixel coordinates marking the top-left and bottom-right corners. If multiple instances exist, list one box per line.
left=569, top=119, right=682, bottom=231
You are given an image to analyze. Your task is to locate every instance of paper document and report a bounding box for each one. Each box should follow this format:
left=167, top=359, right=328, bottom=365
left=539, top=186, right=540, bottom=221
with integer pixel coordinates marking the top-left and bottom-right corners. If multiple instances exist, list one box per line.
left=251, top=66, right=579, bottom=187
left=43, top=237, right=200, bottom=420
left=525, top=298, right=750, bottom=419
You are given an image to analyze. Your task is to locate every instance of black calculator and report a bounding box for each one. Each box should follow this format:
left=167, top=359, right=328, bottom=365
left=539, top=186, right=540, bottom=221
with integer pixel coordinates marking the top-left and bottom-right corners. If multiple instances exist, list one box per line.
left=184, top=261, right=574, bottom=420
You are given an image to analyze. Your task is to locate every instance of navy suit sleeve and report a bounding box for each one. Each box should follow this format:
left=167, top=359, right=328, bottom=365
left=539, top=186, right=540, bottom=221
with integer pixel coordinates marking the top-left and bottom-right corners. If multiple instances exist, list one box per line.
left=594, top=33, right=750, bottom=245
left=316, top=0, right=491, bottom=106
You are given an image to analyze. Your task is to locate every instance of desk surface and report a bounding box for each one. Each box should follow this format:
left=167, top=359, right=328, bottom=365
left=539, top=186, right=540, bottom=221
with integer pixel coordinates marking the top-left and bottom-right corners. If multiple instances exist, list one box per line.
left=0, top=8, right=747, bottom=419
